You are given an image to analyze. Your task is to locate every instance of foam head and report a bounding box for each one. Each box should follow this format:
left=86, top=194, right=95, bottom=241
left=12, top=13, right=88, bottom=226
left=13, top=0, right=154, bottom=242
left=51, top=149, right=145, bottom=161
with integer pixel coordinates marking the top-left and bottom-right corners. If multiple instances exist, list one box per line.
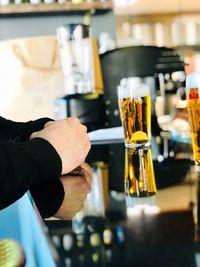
left=118, top=77, right=150, bottom=99
left=186, top=71, right=200, bottom=89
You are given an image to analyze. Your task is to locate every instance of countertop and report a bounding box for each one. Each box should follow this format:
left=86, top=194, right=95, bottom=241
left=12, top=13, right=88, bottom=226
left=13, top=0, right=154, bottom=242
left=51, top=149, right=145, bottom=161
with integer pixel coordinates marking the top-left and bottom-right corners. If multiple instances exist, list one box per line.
left=46, top=165, right=200, bottom=267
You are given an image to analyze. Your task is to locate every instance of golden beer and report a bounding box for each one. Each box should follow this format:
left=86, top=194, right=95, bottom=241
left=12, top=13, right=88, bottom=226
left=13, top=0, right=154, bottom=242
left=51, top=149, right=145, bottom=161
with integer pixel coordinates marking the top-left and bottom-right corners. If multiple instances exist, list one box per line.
left=186, top=71, right=200, bottom=166
left=187, top=87, right=200, bottom=165
left=125, top=148, right=156, bottom=197
left=118, top=95, right=151, bottom=148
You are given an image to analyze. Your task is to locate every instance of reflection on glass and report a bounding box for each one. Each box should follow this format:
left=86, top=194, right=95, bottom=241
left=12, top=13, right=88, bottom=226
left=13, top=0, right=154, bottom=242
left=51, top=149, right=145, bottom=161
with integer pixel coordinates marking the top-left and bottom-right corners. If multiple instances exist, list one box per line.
left=194, top=170, right=200, bottom=242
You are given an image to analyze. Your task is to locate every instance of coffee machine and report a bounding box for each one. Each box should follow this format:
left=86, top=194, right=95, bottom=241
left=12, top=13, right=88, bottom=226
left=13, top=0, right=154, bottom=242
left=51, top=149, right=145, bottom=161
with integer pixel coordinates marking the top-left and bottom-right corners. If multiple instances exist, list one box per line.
left=100, top=46, right=191, bottom=192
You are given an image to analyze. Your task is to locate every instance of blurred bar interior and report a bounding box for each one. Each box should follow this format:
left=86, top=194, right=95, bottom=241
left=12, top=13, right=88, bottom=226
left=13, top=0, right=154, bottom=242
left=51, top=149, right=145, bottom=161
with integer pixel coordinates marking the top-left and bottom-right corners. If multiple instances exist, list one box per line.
left=1, top=0, right=200, bottom=266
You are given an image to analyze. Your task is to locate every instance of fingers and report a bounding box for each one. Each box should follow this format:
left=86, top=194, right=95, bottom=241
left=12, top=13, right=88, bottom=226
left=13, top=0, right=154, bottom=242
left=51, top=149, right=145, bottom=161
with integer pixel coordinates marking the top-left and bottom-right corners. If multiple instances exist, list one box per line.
left=69, top=163, right=92, bottom=187
left=44, top=121, right=54, bottom=127
left=30, top=131, right=38, bottom=139
left=79, top=162, right=93, bottom=186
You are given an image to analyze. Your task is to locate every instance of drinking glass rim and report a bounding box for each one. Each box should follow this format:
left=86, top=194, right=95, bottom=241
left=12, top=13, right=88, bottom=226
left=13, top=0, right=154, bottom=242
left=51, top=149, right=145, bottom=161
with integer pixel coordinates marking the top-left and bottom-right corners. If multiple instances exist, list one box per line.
left=117, top=84, right=150, bottom=99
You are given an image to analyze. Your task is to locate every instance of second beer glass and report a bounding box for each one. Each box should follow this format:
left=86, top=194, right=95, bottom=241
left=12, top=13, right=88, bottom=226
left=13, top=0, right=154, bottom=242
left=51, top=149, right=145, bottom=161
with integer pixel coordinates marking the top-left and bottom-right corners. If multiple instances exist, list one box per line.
left=186, top=71, right=200, bottom=243
left=186, top=72, right=200, bottom=166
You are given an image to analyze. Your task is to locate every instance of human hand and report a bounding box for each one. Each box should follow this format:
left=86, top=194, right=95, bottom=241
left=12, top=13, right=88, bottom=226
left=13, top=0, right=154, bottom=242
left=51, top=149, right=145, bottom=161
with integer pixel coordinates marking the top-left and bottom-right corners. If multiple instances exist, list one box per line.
left=30, top=118, right=91, bottom=175
left=54, top=162, right=92, bottom=220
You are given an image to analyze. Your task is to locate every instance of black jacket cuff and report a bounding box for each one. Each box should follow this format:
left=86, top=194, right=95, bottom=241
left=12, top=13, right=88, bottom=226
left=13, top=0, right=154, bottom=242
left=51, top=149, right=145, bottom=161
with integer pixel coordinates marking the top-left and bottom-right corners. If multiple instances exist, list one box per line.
left=20, top=138, right=62, bottom=183
left=25, top=118, right=54, bottom=140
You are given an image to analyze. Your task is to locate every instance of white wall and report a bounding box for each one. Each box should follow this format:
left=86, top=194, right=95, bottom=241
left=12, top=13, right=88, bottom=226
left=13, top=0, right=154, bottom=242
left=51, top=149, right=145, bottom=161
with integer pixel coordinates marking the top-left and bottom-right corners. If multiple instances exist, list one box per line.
left=0, top=12, right=116, bottom=121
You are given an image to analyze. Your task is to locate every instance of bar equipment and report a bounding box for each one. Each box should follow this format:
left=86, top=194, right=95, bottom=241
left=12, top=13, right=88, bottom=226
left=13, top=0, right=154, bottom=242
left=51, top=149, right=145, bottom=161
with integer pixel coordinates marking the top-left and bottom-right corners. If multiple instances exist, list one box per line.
left=57, top=23, right=102, bottom=95
left=118, top=77, right=156, bottom=207
left=56, top=23, right=105, bottom=132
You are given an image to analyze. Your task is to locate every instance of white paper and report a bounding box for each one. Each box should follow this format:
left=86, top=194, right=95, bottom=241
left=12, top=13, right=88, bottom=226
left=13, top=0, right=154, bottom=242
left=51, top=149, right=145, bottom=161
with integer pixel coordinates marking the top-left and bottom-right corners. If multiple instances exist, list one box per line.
left=88, top=126, right=124, bottom=143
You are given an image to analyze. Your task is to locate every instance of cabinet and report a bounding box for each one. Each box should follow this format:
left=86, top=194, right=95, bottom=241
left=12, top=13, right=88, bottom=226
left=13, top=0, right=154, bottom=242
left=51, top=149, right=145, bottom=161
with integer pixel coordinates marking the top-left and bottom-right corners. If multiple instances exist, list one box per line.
left=113, top=0, right=200, bottom=48
left=114, top=0, right=200, bottom=16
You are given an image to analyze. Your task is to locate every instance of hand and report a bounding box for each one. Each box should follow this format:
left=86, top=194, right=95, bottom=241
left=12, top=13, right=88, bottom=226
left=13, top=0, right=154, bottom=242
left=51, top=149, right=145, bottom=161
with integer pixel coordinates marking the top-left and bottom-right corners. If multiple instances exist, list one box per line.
left=30, top=118, right=91, bottom=175
left=54, top=162, right=92, bottom=220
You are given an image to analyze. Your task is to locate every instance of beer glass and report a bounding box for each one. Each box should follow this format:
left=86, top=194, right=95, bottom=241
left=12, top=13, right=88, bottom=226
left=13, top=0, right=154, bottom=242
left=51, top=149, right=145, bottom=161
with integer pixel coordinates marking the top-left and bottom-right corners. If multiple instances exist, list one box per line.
left=118, top=77, right=151, bottom=149
left=118, top=77, right=157, bottom=207
left=186, top=72, right=200, bottom=167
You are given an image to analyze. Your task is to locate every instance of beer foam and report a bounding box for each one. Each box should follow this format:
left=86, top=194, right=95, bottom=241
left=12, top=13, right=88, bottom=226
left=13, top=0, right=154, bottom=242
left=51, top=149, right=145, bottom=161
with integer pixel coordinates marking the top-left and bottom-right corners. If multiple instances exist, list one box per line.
left=118, top=77, right=150, bottom=98
left=186, top=71, right=200, bottom=88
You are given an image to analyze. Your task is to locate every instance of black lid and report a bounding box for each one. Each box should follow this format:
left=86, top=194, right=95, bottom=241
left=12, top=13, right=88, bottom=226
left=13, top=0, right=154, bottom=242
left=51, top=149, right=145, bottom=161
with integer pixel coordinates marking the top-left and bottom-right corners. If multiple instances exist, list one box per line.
left=100, top=46, right=185, bottom=128
left=100, top=46, right=185, bottom=78
left=61, top=23, right=90, bottom=40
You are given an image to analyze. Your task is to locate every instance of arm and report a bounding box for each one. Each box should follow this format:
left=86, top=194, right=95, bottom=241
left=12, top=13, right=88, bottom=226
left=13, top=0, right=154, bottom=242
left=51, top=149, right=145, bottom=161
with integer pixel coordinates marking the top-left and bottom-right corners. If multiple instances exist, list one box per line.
left=0, top=116, right=64, bottom=213
left=0, top=116, right=91, bottom=219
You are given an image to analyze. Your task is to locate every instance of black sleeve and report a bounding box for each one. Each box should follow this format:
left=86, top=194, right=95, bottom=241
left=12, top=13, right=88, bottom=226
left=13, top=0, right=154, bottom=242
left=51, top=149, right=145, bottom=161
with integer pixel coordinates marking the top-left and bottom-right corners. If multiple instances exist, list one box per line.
left=0, top=116, right=53, bottom=143
left=0, top=116, right=65, bottom=218
left=30, top=179, right=65, bottom=218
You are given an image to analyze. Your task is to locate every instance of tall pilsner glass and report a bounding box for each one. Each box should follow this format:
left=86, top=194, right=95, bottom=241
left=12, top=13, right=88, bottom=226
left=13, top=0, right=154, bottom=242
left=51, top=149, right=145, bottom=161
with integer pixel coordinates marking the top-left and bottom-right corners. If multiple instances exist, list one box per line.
left=118, top=77, right=156, bottom=205
left=186, top=72, right=200, bottom=168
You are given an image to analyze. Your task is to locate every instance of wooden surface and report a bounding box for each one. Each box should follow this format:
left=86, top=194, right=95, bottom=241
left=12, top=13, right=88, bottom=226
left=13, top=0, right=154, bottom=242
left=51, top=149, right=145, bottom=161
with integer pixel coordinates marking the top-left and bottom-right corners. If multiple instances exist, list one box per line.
left=0, top=1, right=113, bottom=14
left=155, top=182, right=196, bottom=212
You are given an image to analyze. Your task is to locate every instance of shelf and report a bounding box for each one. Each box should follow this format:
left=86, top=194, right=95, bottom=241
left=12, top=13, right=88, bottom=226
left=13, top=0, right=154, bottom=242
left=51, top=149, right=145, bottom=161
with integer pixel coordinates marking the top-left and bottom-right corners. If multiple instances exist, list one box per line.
left=0, top=1, right=113, bottom=15
left=114, top=0, right=200, bottom=16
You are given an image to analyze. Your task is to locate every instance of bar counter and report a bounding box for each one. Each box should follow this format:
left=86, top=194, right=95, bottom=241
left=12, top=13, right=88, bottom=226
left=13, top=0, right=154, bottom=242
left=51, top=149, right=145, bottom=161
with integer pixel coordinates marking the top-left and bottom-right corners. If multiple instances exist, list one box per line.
left=46, top=168, right=199, bottom=267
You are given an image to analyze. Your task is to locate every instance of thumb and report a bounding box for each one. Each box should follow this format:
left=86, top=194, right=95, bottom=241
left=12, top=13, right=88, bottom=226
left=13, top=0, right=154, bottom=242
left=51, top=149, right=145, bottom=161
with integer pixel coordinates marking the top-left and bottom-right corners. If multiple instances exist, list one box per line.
left=30, top=131, right=40, bottom=139
left=44, top=121, right=54, bottom=127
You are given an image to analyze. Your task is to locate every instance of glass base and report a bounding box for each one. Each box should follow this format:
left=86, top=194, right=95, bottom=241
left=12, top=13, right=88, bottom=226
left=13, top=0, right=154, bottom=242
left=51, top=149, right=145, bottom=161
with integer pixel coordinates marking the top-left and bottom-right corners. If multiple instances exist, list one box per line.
left=125, top=142, right=151, bottom=150
left=128, top=191, right=156, bottom=198
left=126, top=195, right=160, bottom=216
left=126, top=194, right=156, bottom=209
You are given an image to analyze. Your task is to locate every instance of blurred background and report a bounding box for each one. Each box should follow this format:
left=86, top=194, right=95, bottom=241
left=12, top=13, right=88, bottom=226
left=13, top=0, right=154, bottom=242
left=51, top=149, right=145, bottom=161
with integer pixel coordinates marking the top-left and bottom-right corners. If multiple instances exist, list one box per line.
left=1, top=0, right=200, bottom=266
